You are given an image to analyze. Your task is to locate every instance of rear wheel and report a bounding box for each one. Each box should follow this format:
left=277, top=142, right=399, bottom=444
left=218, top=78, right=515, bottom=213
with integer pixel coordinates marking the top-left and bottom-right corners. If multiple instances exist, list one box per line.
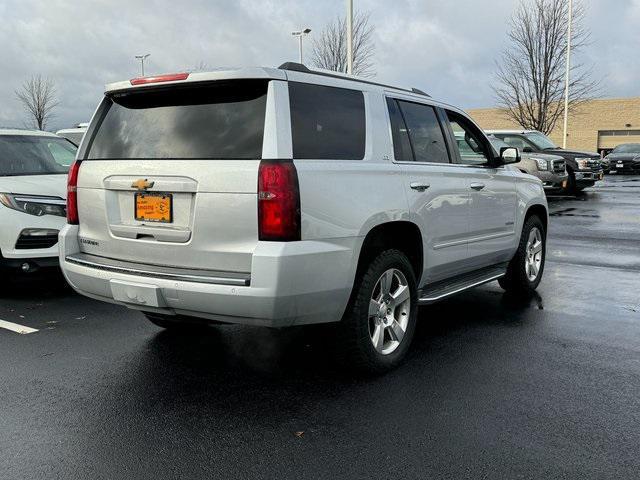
left=499, top=215, right=546, bottom=294
left=339, top=249, right=418, bottom=373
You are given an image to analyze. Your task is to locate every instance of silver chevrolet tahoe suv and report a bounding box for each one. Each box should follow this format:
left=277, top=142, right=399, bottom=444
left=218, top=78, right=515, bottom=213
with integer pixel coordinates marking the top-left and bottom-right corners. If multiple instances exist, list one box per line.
left=59, top=63, right=548, bottom=372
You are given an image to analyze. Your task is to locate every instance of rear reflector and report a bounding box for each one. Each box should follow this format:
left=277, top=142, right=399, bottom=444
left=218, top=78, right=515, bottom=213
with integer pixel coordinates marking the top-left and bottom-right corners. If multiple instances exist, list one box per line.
left=67, top=160, right=82, bottom=224
left=130, top=72, right=189, bottom=85
left=258, top=161, right=301, bottom=242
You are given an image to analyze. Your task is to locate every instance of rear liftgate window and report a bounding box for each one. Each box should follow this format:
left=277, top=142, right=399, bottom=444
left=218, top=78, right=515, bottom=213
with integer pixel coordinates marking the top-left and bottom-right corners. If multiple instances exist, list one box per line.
left=86, top=80, right=268, bottom=160
left=289, top=82, right=366, bottom=160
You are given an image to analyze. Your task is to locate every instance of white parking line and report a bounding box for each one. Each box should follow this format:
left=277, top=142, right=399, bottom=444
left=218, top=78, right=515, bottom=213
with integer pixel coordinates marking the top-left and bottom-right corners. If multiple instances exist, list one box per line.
left=0, top=319, right=39, bottom=335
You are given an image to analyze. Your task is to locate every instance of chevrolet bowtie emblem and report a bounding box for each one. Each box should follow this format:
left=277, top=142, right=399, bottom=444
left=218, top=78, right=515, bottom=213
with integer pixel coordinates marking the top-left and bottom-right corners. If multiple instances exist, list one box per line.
left=131, top=179, right=154, bottom=191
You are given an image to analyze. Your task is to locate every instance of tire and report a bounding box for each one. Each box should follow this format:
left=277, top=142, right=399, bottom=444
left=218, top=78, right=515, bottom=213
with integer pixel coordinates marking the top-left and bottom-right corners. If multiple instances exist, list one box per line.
left=499, top=215, right=546, bottom=294
left=339, top=249, right=418, bottom=374
left=143, top=312, right=210, bottom=331
left=563, top=169, right=576, bottom=194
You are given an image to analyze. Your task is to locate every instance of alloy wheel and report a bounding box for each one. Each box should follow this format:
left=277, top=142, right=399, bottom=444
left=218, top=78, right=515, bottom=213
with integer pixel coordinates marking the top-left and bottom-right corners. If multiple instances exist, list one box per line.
left=368, top=268, right=411, bottom=355
left=524, top=227, right=543, bottom=282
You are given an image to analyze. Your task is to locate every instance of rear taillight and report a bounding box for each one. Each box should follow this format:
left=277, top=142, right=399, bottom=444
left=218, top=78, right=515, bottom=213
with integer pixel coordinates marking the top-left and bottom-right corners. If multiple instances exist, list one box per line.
left=67, top=160, right=82, bottom=224
left=258, top=160, right=301, bottom=241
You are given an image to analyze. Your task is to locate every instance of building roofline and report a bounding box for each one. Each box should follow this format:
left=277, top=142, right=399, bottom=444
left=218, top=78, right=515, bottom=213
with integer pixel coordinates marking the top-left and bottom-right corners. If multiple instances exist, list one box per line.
left=468, top=96, right=640, bottom=111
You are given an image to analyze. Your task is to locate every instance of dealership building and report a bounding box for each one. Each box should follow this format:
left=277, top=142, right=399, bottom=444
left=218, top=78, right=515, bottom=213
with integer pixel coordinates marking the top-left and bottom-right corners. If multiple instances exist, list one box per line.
left=468, top=97, right=640, bottom=155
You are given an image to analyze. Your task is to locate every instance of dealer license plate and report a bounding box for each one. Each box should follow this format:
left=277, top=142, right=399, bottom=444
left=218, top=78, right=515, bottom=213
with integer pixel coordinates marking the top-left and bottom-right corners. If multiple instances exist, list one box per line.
left=135, top=193, right=173, bottom=223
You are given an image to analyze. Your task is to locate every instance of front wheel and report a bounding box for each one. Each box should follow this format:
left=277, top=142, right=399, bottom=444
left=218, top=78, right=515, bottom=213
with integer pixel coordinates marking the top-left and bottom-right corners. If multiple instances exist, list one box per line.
left=562, top=169, right=576, bottom=194
left=339, top=249, right=418, bottom=373
left=499, top=215, right=546, bottom=294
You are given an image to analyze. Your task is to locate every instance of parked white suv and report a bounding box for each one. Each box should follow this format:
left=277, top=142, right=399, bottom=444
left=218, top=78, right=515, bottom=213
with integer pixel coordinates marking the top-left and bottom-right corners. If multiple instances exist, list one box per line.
left=59, top=64, right=548, bottom=372
left=56, top=123, right=89, bottom=147
left=1, top=130, right=76, bottom=273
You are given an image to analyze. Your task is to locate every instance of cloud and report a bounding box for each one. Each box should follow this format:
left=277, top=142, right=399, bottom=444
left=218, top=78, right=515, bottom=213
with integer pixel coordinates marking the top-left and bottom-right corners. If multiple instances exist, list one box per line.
left=0, top=0, right=635, bottom=131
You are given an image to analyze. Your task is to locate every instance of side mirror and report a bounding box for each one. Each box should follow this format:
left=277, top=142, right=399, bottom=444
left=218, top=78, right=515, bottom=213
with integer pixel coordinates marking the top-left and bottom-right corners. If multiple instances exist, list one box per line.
left=499, top=146, right=520, bottom=165
left=522, top=146, right=533, bottom=153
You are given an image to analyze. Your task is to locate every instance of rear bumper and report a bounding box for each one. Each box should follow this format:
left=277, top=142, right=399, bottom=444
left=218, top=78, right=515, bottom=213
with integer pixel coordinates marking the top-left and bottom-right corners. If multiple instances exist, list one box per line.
left=59, top=225, right=359, bottom=328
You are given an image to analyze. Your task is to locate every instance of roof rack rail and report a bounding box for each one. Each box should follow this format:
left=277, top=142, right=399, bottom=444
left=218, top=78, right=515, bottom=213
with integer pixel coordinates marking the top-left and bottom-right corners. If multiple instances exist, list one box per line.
left=278, top=62, right=430, bottom=98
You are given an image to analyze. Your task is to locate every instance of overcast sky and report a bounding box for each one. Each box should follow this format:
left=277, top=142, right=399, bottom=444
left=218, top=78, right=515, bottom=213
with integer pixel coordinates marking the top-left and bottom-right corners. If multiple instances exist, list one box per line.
left=1, top=0, right=638, bottom=131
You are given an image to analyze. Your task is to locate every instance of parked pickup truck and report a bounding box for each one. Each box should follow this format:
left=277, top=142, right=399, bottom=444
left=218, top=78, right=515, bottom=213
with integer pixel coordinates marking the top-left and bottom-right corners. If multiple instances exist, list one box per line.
left=487, top=135, right=568, bottom=193
left=59, top=64, right=548, bottom=372
left=486, top=130, right=603, bottom=194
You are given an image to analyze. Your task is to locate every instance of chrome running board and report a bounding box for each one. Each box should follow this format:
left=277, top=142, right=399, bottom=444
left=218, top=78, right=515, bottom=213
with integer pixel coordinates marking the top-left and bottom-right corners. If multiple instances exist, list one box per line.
left=417, top=264, right=507, bottom=305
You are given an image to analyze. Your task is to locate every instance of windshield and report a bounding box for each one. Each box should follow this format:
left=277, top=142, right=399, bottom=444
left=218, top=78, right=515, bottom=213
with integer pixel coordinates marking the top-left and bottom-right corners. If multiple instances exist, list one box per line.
left=0, top=135, right=76, bottom=176
left=612, top=143, right=640, bottom=154
left=488, top=136, right=511, bottom=151
left=524, top=132, right=557, bottom=150
left=87, top=80, right=268, bottom=160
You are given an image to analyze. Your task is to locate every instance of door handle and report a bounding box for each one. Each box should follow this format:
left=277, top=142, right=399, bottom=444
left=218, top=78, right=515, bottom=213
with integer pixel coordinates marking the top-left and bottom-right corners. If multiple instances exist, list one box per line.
left=470, top=182, right=485, bottom=191
left=410, top=182, right=430, bottom=192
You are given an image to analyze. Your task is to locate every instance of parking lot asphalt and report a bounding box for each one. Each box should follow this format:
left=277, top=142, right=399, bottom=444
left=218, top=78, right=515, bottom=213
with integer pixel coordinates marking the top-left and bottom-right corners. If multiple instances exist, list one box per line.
left=1, top=175, right=639, bottom=480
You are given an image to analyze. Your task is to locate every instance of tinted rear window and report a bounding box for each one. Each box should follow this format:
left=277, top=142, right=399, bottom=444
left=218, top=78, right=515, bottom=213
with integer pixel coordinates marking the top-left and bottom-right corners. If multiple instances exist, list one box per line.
left=386, top=98, right=413, bottom=162
left=86, top=80, right=268, bottom=160
left=0, top=136, right=76, bottom=176
left=289, top=82, right=365, bottom=160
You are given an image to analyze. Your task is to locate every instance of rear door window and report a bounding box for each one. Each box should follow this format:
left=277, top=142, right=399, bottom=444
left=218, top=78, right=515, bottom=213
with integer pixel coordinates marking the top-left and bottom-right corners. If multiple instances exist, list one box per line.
left=289, top=82, right=365, bottom=160
left=86, top=80, right=268, bottom=160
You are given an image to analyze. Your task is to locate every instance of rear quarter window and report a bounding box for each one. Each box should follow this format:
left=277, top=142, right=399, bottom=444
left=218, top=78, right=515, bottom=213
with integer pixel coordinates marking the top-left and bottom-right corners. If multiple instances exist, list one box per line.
left=86, top=80, right=268, bottom=160
left=289, top=82, right=366, bottom=160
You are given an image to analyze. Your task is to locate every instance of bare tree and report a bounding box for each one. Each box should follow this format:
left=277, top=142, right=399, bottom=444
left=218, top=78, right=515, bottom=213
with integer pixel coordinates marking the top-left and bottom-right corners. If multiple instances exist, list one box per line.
left=15, top=75, right=59, bottom=131
left=189, top=61, right=210, bottom=73
left=494, top=0, right=598, bottom=135
left=311, top=12, right=375, bottom=77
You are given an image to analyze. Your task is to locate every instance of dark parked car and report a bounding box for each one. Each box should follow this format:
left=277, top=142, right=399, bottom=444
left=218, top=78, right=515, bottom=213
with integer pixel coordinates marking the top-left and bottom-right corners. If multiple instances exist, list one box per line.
left=604, top=143, right=640, bottom=174
left=486, top=135, right=568, bottom=193
left=486, top=130, right=603, bottom=194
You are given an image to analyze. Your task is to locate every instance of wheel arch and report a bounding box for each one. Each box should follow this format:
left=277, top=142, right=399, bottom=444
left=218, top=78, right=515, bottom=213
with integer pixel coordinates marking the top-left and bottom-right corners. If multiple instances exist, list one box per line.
left=524, top=203, right=548, bottom=233
left=355, top=221, right=423, bottom=283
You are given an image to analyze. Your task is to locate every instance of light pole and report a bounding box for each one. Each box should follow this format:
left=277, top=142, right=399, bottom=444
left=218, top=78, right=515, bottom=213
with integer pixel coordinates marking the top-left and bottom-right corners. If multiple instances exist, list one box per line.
left=562, top=0, right=573, bottom=149
left=347, top=0, right=353, bottom=75
left=291, top=28, right=311, bottom=64
left=135, top=53, right=151, bottom=77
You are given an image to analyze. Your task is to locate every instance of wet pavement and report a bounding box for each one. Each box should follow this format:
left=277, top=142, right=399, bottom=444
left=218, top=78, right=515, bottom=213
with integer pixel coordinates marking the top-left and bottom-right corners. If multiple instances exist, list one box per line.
left=1, top=175, right=639, bottom=479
